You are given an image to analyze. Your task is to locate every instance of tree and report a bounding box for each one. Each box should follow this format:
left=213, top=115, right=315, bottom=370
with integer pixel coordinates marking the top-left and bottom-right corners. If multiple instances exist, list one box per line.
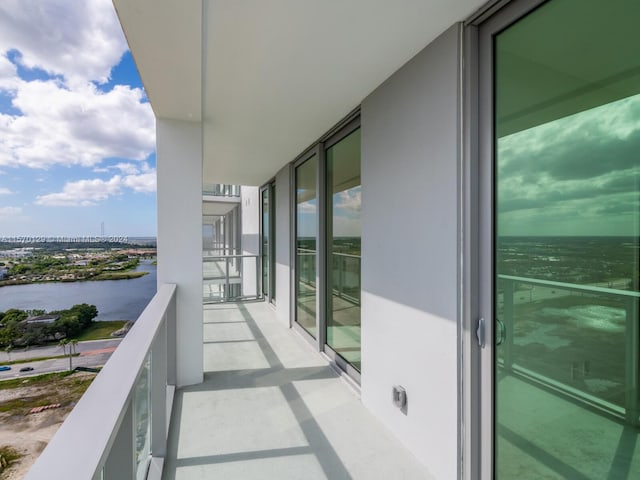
left=59, top=339, right=68, bottom=355
left=69, top=304, right=98, bottom=327
left=1, top=309, right=27, bottom=325
left=4, top=345, right=12, bottom=362
left=54, top=315, right=81, bottom=338
left=70, top=339, right=78, bottom=355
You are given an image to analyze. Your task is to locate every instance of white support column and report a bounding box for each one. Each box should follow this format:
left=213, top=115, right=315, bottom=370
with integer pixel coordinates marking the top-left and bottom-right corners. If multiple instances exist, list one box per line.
left=157, top=119, right=203, bottom=387
left=241, top=186, right=260, bottom=297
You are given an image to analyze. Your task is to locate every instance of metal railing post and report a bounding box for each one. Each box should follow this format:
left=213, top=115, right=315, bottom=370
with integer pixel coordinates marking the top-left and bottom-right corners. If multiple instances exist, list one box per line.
left=503, top=279, right=514, bottom=371
left=625, top=297, right=639, bottom=426
left=167, top=295, right=177, bottom=387
left=339, top=254, right=345, bottom=299
left=225, top=257, right=230, bottom=301
left=256, top=255, right=261, bottom=300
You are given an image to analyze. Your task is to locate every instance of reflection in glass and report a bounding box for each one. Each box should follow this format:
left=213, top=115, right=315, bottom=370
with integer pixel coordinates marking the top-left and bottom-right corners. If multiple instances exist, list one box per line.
left=296, top=156, right=317, bottom=337
left=326, top=129, right=361, bottom=371
left=262, top=188, right=269, bottom=297
left=271, top=186, right=276, bottom=302
left=494, top=0, right=639, bottom=478
left=134, top=354, right=151, bottom=480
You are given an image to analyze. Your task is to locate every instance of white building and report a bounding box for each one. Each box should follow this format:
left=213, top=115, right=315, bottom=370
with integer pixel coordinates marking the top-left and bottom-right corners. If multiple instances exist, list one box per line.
left=27, top=0, right=639, bottom=479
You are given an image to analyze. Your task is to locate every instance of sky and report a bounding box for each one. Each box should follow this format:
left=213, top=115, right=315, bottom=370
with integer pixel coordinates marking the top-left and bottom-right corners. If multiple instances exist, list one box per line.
left=0, top=0, right=156, bottom=238
left=498, top=92, right=640, bottom=237
left=297, top=186, right=362, bottom=239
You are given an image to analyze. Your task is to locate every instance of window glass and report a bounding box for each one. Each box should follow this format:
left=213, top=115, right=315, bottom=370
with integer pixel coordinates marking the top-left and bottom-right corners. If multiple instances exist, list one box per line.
left=296, top=156, right=318, bottom=337
left=494, top=0, right=640, bottom=477
left=326, top=129, right=361, bottom=371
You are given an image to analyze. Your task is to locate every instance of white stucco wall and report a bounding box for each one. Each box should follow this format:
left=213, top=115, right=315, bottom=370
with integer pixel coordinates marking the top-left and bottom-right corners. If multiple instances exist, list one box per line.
left=241, top=185, right=260, bottom=296
left=360, top=24, right=461, bottom=479
left=156, top=118, right=203, bottom=388
left=275, top=165, right=292, bottom=326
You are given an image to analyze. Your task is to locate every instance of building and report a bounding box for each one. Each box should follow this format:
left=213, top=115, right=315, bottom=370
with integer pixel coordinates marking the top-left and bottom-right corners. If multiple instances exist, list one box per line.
left=22, top=315, right=59, bottom=325
left=27, top=0, right=639, bottom=479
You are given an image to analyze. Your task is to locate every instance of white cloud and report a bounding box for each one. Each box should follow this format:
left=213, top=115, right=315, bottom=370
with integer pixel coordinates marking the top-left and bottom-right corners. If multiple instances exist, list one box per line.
left=35, top=176, right=122, bottom=206
left=0, top=0, right=155, bottom=172
left=0, top=81, right=155, bottom=169
left=35, top=169, right=156, bottom=207
left=0, top=206, right=21, bottom=218
left=0, top=0, right=127, bottom=85
left=0, top=187, right=13, bottom=195
left=297, top=201, right=316, bottom=214
left=334, top=187, right=361, bottom=213
left=122, top=172, right=156, bottom=193
left=113, top=162, right=141, bottom=175
left=0, top=54, right=19, bottom=90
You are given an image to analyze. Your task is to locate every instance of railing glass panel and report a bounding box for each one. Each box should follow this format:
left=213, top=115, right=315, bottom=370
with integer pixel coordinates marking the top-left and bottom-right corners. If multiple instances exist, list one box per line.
left=202, top=184, right=241, bottom=197
left=134, top=353, right=151, bottom=479
left=203, top=255, right=262, bottom=303
left=25, top=284, right=176, bottom=480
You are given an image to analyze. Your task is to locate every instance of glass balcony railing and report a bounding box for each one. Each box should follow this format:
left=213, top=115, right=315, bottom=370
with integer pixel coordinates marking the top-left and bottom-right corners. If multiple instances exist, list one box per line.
left=202, top=184, right=241, bottom=197
left=26, top=284, right=177, bottom=480
left=296, top=249, right=361, bottom=306
left=497, top=274, right=639, bottom=426
left=331, top=252, right=361, bottom=306
left=203, top=254, right=262, bottom=303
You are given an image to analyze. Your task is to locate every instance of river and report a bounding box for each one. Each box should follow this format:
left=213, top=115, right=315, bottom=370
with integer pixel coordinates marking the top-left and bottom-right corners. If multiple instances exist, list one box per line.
left=0, top=260, right=157, bottom=321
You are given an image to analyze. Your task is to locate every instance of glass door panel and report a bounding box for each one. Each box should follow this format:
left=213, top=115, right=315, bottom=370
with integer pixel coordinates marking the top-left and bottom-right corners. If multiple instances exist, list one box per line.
left=494, top=1, right=640, bottom=478
left=271, top=185, right=276, bottom=302
left=296, top=156, right=318, bottom=337
left=261, top=188, right=269, bottom=297
left=326, top=129, right=361, bottom=371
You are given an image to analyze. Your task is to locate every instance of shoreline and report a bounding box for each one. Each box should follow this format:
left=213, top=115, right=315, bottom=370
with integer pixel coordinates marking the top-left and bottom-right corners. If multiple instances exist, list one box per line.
left=0, top=270, right=149, bottom=288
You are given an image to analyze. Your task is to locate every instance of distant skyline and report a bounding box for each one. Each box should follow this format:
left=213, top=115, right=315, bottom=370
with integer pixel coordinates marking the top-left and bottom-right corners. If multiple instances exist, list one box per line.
left=0, top=0, right=156, bottom=237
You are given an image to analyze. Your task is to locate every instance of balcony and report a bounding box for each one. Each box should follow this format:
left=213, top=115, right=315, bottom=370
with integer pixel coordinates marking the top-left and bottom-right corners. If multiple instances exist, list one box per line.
left=496, top=275, right=640, bottom=478
left=203, top=254, right=262, bottom=304
left=26, top=288, right=428, bottom=480
left=202, top=184, right=241, bottom=198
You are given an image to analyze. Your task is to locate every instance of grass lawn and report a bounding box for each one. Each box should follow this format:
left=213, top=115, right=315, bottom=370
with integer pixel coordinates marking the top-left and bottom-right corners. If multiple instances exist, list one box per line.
left=0, top=371, right=95, bottom=414
left=93, top=271, right=148, bottom=280
left=71, top=320, right=128, bottom=342
left=0, top=445, right=22, bottom=475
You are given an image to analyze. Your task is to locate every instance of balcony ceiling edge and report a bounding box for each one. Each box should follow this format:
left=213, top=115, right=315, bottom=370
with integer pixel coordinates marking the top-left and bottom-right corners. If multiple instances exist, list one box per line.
left=114, top=0, right=488, bottom=187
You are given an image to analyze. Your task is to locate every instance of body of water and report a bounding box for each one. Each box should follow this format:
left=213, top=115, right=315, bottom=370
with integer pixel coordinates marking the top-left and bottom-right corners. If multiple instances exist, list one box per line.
left=0, top=260, right=157, bottom=321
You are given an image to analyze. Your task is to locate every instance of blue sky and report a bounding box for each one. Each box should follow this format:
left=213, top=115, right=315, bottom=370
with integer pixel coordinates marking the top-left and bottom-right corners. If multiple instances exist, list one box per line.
left=0, top=0, right=156, bottom=237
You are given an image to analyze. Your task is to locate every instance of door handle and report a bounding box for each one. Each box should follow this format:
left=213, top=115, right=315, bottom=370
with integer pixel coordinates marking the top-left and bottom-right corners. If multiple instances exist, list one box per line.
left=496, top=318, right=505, bottom=346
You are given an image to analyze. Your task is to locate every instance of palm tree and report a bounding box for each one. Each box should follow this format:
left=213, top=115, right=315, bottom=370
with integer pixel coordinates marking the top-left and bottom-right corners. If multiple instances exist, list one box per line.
left=70, top=339, right=78, bottom=355
left=59, top=339, right=68, bottom=356
left=4, top=345, right=12, bottom=362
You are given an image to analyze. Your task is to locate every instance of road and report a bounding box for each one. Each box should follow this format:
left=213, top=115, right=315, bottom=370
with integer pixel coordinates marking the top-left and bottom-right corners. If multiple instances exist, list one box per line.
left=0, top=338, right=121, bottom=362
left=0, top=339, right=122, bottom=380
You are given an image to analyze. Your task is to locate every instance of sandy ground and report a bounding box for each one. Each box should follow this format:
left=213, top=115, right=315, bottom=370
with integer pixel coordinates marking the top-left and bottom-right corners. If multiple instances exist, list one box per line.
left=0, top=373, right=95, bottom=479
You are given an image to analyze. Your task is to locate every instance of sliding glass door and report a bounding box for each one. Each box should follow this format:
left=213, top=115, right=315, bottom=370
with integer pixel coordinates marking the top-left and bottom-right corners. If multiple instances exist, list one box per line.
left=261, top=187, right=270, bottom=298
left=293, top=117, right=361, bottom=377
left=261, top=181, right=276, bottom=303
left=326, top=128, right=361, bottom=371
left=295, top=155, right=318, bottom=337
left=485, top=0, right=640, bottom=477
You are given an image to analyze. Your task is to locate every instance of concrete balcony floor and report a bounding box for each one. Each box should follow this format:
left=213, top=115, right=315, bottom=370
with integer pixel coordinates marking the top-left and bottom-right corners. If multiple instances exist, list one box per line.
left=162, top=301, right=430, bottom=479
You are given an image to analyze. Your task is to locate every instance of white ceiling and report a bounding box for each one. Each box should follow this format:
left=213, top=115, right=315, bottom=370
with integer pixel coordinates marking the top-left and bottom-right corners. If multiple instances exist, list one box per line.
left=114, top=0, right=488, bottom=186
